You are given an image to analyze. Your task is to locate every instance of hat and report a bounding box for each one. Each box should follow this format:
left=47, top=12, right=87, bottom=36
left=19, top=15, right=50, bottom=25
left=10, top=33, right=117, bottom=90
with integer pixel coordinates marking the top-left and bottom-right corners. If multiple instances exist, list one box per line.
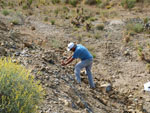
left=67, top=42, right=74, bottom=51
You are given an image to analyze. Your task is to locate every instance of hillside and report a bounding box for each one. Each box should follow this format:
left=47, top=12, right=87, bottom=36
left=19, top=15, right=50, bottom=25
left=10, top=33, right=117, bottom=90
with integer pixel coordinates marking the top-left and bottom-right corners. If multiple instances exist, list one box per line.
left=0, top=0, right=150, bottom=113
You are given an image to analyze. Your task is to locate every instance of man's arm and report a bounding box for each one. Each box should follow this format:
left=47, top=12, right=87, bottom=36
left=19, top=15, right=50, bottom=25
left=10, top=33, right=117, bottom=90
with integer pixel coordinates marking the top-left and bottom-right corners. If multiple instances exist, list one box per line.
left=62, top=55, right=74, bottom=66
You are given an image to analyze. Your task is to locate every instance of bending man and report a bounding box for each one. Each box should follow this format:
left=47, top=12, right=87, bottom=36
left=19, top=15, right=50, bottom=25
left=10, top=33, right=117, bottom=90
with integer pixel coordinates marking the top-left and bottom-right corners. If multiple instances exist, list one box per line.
left=61, top=42, right=95, bottom=88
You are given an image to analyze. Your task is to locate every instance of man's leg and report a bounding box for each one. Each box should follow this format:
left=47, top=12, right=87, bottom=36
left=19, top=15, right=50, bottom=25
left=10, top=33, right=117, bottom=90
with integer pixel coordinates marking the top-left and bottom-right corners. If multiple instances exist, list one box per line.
left=74, top=61, right=86, bottom=83
left=86, top=60, right=95, bottom=88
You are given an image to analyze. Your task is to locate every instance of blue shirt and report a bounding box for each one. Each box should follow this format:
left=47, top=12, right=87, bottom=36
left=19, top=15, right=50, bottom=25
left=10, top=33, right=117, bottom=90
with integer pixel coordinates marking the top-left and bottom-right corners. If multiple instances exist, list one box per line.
left=72, top=44, right=93, bottom=61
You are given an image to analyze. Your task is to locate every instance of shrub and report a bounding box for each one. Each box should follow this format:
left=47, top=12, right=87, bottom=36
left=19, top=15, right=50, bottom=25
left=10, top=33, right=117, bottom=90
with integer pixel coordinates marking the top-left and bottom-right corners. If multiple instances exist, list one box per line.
left=50, top=39, right=63, bottom=48
left=126, top=23, right=144, bottom=33
left=0, top=58, right=44, bottom=113
left=54, top=8, right=59, bottom=16
left=121, top=0, right=136, bottom=9
left=69, top=0, right=78, bottom=7
left=143, top=17, right=149, bottom=24
left=94, top=32, right=102, bottom=39
left=44, top=17, right=49, bottom=22
left=28, top=0, right=33, bottom=6
left=84, top=0, right=97, bottom=5
left=2, top=10, right=9, bottom=16
left=96, top=0, right=102, bottom=5
left=11, top=19, right=19, bottom=25
left=61, top=0, right=69, bottom=3
left=52, top=0, right=60, bottom=4
left=96, top=24, right=104, bottom=30
left=99, top=0, right=109, bottom=8
left=50, top=20, right=55, bottom=25
left=22, top=5, right=28, bottom=10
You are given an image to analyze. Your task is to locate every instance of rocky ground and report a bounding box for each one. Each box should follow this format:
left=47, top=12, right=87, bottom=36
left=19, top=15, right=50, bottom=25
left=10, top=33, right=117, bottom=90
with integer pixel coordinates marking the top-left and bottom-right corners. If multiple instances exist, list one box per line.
left=0, top=1, right=150, bottom=113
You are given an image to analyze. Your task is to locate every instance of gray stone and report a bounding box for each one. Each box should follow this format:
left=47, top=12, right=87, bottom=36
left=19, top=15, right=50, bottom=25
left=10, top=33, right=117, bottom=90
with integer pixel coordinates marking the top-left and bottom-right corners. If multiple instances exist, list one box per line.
left=100, top=83, right=112, bottom=93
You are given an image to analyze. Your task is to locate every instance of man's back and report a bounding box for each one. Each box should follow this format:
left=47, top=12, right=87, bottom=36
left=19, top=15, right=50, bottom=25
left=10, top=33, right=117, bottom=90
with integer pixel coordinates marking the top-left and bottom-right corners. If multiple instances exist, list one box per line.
left=73, top=44, right=93, bottom=61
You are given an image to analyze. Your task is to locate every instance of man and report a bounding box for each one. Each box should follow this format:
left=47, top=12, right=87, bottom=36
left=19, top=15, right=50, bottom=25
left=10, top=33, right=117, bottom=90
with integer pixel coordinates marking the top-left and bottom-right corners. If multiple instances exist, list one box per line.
left=61, top=42, right=95, bottom=88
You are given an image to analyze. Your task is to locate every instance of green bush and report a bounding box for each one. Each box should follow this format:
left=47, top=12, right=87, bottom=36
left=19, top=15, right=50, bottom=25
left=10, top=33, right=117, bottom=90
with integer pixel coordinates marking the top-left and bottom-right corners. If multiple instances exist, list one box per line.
left=96, top=0, right=102, bottom=5
left=84, top=0, right=97, bottom=5
left=69, top=0, right=78, bottom=7
left=52, top=0, right=60, bottom=4
left=143, top=17, right=149, bottom=24
left=127, top=23, right=144, bottom=33
left=28, top=0, right=33, bottom=6
left=96, top=24, right=104, bottom=30
left=2, top=10, right=9, bottom=16
left=121, top=0, right=136, bottom=9
left=50, top=20, right=55, bottom=25
left=11, top=19, right=19, bottom=25
left=22, top=5, right=28, bottom=10
left=0, top=58, right=44, bottom=113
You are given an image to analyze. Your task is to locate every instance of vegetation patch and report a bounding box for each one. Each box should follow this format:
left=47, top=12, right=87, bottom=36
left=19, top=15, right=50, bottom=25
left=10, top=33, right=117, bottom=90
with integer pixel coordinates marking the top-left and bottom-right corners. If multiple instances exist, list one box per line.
left=11, top=19, right=20, bottom=25
left=126, top=23, right=144, bottom=33
left=121, top=0, right=136, bottom=9
left=50, top=20, right=55, bottom=25
left=52, top=0, right=60, bottom=4
left=96, top=24, right=104, bottom=30
left=0, top=58, right=44, bottom=113
left=2, top=9, right=9, bottom=16
left=69, top=0, right=78, bottom=7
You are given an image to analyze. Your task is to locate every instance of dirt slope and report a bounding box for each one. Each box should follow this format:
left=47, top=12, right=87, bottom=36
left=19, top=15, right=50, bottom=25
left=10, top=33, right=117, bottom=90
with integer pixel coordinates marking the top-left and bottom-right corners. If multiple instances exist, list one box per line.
left=0, top=1, right=150, bottom=113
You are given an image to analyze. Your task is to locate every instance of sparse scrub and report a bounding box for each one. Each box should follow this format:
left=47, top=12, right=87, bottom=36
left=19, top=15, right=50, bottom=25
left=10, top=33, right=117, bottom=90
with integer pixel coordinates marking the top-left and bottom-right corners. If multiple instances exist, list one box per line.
left=143, top=17, right=149, bottom=24
left=87, top=45, right=95, bottom=52
left=94, top=32, right=102, bottom=39
left=96, top=24, right=104, bottom=30
left=69, top=0, right=78, bottom=7
left=99, top=0, right=110, bottom=8
left=100, top=10, right=109, bottom=18
left=137, top=45, right=145, bottom=60
left=89, top=17, right=97, bottom=21
left=121, top=0, right=136, bottom=9
left=61, top=0, right=69, bottom=4
left=109, top=10, right=118, bottom=18
left=84, top=0, right=102, bottom=5
left=22, top=5, right=28, bottom=10
left=39, top=0, right=46, bottom=4
left=0, top=1, right=7, bottom=7
left=77, top=35, right=82, bottom=43
left=44, top=17, right=49, bottom=22
left=84, top=0, right=97, bottom=5
left=2, top=9, right=9, bottom=16
left=8, top=2, right=14, bottom=7
left=126, top=23, right=144, bottom=33
left=96, top=0, right=102, bottom=5
left=63, top=6, right=70, bottom=13
left=123, top=31, right=131, bottom=43
left=50, top=20, right=55, bottom=25
left=11, top=19, right=19, bottom=25
left=50, top=39, right=63, bottom=48
left=28, top=0, right=33, bottom=5
left=27, top=0, right=33, bottom=8
left=54, top=8, right=59, bottom=16
left=0, top=58, right=43, bottom=113
left=52, top=0, right=60, bottom=4
left=147, top=43, right=150, bottom=48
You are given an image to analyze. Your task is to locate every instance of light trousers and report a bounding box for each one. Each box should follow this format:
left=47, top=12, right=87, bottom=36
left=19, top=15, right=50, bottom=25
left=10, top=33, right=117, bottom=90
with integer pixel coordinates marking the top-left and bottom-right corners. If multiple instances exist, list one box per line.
left=74, top=58, right=95, bottom=88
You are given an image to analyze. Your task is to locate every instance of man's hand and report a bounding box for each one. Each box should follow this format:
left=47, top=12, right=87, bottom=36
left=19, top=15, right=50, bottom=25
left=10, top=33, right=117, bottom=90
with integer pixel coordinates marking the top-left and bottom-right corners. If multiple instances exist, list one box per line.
left=61, top=61, right=66, bottom=66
